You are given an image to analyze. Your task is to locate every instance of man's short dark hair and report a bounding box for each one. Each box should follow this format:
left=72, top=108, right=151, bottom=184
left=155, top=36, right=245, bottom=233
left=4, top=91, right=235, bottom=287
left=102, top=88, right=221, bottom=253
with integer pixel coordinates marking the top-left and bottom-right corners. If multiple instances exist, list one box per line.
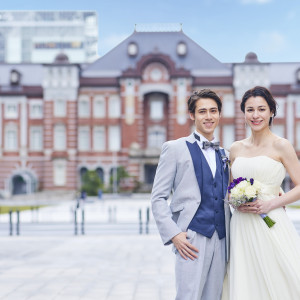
left=187, top=89, right=222, bottom=114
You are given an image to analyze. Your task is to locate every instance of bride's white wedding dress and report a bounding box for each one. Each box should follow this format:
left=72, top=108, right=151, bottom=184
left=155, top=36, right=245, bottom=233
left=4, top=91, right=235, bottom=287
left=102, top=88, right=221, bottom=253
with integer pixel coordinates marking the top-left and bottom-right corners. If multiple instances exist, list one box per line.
left=222, top=156, right=300, bottom=300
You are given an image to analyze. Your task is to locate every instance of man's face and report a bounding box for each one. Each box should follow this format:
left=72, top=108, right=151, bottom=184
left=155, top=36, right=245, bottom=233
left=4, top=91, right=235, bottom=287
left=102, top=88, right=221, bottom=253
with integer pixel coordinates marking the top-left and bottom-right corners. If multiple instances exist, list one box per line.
left=189, top=98, right=221, bottom=140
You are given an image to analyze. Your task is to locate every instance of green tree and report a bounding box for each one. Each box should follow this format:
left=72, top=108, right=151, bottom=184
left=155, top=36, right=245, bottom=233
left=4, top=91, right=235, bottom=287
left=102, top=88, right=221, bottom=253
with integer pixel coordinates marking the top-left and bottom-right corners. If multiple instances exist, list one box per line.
left=109, top=166, right=130, bottom=192
left=81, top=170, right=103, bottom=196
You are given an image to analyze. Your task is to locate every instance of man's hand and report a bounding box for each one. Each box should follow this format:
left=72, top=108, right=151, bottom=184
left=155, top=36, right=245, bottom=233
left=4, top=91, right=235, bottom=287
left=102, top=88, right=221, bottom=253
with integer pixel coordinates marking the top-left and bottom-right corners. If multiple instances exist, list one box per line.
left=172, top=232, right=199, bottom=260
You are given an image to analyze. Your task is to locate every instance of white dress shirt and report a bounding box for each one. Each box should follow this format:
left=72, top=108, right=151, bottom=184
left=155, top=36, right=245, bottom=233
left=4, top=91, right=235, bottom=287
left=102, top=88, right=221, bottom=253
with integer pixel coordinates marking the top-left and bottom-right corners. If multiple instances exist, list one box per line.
left=194, top=130, right=217, bottom=178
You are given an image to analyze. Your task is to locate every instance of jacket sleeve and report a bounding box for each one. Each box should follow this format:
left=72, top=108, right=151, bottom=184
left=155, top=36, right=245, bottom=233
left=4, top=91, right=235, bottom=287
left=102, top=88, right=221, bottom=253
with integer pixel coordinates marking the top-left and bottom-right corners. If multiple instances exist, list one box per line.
left=151, top=141, right=182, bottom=245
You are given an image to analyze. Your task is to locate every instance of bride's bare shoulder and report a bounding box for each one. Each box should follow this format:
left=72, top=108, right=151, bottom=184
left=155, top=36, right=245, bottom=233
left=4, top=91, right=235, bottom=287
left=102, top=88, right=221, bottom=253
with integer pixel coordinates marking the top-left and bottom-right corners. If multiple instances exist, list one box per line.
left=273, top=136, right=294, bottom=153
left=230, top=139, right=248, bottom=159
left=230, top=139, right=248, bottom=152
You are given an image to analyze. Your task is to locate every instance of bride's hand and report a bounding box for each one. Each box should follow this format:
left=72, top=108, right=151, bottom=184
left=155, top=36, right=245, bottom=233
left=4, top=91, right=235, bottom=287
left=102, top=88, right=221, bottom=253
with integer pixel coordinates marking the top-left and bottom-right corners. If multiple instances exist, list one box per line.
left=237, top=199, right=272, bottom=214
left=237, top=202, right=258, bottom=214
left=254, top=199, right=273, bottom=214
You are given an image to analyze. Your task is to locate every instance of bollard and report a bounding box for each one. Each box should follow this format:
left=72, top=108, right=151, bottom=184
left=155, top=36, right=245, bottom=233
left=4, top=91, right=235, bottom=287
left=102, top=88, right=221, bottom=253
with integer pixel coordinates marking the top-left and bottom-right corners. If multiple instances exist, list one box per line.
left=31, top=206, right=34, bottom=223
left=139, top=209, right=142, bottom=234
left=9, top=210, right=13, bottom=236
left=108, top=207, right=112, bottom=223
left=146, top=207, right=150, bottom=234
left=35, top=207, right=39, bottom=223
left=113, top=206, right=117, bottom=223
left=81, top=209, right=85, bottom=235
left=74, top=209, right=78, bottom=235
left=16, top=210, right=20, bottom=236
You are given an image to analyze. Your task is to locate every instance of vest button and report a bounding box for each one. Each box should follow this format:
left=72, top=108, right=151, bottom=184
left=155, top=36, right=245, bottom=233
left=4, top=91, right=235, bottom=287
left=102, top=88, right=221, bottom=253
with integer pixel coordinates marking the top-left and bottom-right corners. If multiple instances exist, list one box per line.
left=215, top=197, right=218, bottom=200
left=214, top=183, right=217, bottom=187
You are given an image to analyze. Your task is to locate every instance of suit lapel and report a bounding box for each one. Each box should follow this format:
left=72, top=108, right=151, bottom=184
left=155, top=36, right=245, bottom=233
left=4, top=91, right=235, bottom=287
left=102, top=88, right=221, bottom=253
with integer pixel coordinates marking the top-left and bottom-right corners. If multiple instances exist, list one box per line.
left=186, top=141, right=203, bottom=193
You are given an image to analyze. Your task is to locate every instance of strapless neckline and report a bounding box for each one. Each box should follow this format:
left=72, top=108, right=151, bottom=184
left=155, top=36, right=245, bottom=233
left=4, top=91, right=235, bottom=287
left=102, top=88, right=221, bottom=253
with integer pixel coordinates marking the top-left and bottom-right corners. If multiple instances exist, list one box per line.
left=233, top=155, right=283, bottom=167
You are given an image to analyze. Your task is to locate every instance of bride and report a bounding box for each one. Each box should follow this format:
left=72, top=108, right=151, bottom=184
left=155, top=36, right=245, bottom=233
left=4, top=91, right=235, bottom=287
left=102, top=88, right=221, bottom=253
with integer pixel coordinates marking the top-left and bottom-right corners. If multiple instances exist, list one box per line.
left=222, top=86, right=300, bottom=299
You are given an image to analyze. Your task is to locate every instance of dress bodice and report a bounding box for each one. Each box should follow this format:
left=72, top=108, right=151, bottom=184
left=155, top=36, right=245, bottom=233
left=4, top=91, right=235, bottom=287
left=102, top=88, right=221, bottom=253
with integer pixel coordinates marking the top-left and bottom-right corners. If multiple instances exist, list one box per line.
left=231, top=156, right=286, bottom=199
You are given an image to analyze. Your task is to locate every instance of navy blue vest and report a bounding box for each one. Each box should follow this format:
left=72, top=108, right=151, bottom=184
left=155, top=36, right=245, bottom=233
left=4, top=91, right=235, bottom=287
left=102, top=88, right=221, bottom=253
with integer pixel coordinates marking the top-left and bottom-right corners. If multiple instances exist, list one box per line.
left=186, top=142, right=228, bottom=239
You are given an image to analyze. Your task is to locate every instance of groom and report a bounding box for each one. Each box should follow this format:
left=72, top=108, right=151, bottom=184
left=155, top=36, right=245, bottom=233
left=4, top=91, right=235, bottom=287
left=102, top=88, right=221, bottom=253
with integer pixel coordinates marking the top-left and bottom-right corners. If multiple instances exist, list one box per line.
left=151, top=89, right=230, bottom=300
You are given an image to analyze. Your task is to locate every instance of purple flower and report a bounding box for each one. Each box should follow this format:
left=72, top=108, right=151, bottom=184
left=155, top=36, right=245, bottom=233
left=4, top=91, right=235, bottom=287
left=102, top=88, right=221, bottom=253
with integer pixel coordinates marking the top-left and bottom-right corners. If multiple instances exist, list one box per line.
left=250, top=178, right=254, bottom=185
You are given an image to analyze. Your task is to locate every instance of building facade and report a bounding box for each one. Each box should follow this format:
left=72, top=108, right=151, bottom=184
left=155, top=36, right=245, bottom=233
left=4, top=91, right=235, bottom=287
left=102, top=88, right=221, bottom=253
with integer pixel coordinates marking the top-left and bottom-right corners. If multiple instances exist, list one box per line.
left=0, top=28, right=299, bottom=196
left=0, top=11, right=98, bottom=63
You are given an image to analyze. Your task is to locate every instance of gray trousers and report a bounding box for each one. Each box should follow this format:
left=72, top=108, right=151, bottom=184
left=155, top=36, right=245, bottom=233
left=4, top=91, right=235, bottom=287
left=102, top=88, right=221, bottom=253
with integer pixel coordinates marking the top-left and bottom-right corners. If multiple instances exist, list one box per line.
left=175, top=230, right=226, bottom=300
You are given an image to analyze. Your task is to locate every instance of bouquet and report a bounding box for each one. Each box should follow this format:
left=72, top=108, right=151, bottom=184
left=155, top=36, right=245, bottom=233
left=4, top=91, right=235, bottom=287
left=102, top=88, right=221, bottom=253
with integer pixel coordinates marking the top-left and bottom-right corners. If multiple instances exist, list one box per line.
left=227, top=177, right=276, bottom=228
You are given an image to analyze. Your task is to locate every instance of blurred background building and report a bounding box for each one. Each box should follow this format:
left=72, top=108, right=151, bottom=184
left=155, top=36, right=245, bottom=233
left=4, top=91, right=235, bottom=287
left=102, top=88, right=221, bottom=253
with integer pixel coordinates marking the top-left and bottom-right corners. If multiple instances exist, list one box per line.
left=0, top=11, right=98, bottom=63
left=0, top=20, right=299, bottom=196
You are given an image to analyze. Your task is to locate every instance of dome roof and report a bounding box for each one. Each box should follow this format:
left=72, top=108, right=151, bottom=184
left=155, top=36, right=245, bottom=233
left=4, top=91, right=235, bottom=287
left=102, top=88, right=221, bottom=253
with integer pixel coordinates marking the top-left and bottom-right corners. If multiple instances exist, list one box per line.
left=244, top=52, right=259, bottom=63
left=54, top=53, right=70, bottom=64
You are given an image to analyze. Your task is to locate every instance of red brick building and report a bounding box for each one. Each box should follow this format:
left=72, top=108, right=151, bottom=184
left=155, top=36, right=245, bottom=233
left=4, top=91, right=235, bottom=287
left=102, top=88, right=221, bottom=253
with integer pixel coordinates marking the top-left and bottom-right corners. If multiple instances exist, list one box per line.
left=0, top=29, right=299, bottom=195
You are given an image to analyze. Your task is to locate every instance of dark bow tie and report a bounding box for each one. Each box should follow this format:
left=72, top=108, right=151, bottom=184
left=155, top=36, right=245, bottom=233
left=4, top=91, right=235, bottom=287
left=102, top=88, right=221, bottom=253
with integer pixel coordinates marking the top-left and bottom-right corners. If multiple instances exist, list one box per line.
left=202, top=141, right=220, bottom=150
left=193, top=133, right=220, bottom=151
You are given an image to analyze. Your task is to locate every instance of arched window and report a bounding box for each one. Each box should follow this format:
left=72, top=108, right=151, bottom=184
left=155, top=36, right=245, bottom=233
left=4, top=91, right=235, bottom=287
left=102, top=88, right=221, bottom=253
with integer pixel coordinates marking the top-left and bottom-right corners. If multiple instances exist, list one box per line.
left=79, top=167, right=88, bottom=181
left=96, top=167, right=104, bottom=183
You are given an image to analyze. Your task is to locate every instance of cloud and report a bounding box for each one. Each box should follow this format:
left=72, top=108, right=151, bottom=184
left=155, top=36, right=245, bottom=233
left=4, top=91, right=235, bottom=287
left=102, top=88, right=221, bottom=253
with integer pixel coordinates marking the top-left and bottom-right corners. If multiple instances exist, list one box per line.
left=99, top=33, right=129, bottom=55
left=239, top=0, right=272, bottom=4
left=257, top=31, right=287, bottom=54
left=286, top=10, right=296, bottom=21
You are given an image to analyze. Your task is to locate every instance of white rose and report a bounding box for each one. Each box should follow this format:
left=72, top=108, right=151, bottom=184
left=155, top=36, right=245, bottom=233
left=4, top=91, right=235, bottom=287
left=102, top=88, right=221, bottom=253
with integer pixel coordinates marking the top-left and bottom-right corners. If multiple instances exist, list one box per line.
left=230, top=187, right=240, bottom=198
left=244, top=185, right=257, bottom=199
left=252, top=180, right=261, bottom=191
left=237, top=180, right=248, bottom=191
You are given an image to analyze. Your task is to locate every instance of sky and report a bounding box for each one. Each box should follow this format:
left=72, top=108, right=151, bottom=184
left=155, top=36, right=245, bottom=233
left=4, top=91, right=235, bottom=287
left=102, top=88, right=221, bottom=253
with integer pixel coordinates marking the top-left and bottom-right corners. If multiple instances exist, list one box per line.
left=2, top=0, right=300, bottom=63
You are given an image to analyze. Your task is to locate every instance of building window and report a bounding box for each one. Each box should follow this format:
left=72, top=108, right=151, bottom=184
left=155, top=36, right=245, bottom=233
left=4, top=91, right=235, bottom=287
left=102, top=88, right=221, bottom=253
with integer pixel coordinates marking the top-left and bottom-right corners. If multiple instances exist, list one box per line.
left=108, top=95, right=121, bottom=118
left=96, top=167, right=104, bottom=183
left=78, top=126, right=90, bottom=151
left=150, top=100, right=164, bottom=120
left=93, top=126, right=105, bottom=151
left=214, top=126, right=220, bottom=141
left=78, top=95, right=90, bottom=118
left=246, top=125, right=252, bottom=138
left=53, top=159, right=66, bottom=186
left=271, top=124, right=285, bottom=138
left=0, top=33, right=5, bottom=62
left=93, top=95, right=105, bottom=118
left=5, top=103, right=18, bottom=119
left=222, top=94, right=235, bottom=118
left=276, top=98, right=285, bottom=118
left=30, top=101, right=43, bottom=119
left=54, top=99, right=66, bottom=117
left=5, top=125, right=18, bottom=151
left=148, top=126, right=166, bottom=148
left=54, top=124, right=66, bottom=150
left=296, top=100, right=300, bottom=118
left=296, top=122, right=300, bottom=150
left=222, top=124, right=235, bottom=150
left=109, top=125, right=121, bottom=151
left=30, top=126, right=43, bottom=151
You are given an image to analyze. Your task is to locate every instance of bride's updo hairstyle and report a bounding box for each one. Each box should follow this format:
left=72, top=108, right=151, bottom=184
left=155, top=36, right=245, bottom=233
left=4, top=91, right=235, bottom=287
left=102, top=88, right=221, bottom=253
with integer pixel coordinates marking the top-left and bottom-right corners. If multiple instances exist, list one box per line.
left=240, top=86, right=278, bottom=126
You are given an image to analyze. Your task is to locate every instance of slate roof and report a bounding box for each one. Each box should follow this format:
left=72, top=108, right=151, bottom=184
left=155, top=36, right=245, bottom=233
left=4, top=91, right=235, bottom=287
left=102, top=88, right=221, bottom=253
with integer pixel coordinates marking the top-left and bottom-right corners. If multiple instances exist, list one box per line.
left=0, top=64, right=43, bottom=86
left=82, top=31, right=232, bottom=78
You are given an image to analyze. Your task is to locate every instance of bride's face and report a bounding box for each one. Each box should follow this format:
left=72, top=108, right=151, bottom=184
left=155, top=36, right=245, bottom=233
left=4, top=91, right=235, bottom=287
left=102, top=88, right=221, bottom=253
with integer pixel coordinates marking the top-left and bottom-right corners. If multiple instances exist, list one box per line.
left=244, top=96, right=273, bottom=132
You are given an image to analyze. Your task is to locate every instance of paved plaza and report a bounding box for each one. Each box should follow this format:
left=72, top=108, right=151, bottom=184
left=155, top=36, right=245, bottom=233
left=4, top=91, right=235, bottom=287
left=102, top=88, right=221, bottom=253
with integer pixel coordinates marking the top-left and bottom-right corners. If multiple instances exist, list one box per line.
left=1, top=194, right=300, bottom=299
left=0, top=235, right=175, bottom=300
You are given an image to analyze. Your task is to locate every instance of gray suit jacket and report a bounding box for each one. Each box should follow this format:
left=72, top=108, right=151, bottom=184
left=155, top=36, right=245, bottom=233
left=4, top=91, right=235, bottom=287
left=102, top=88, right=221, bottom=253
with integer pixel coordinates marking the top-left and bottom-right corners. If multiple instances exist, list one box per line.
left=151, top=133, right=231, bottom=261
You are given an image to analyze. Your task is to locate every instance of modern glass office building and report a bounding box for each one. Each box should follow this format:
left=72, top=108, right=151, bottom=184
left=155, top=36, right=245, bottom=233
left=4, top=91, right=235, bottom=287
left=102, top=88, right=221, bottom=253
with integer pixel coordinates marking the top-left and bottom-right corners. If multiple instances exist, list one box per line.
left=0, top=11, right=98, bottom=63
